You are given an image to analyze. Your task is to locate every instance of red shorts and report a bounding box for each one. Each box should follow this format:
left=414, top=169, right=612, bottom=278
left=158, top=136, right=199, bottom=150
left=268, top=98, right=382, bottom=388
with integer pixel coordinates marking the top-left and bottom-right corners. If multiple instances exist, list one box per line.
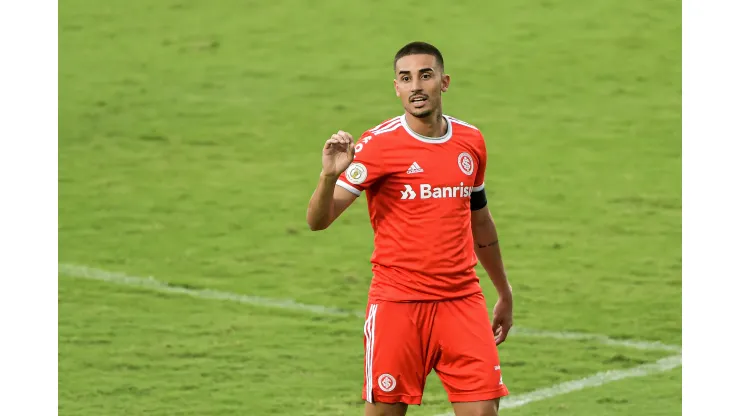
left=362, top=292, right=509, bottom=405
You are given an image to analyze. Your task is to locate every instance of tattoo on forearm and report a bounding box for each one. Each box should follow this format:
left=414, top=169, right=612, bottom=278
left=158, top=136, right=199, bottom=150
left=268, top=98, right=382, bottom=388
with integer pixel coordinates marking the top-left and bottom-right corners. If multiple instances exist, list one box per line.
left=476, top=240, right=499, bottom=249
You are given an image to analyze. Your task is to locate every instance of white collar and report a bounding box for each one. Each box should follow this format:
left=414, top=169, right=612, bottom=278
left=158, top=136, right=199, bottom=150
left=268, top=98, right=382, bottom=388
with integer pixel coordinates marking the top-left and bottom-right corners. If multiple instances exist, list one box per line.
left=401, top=114, right=453, bottom=144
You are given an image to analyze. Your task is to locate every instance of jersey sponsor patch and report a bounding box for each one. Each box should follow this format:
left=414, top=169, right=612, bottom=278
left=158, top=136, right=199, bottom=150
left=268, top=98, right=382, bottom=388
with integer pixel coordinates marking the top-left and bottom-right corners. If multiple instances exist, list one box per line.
left=400, top=183, right=473, bottom=200
left=345, top=162, right=368, bottom=185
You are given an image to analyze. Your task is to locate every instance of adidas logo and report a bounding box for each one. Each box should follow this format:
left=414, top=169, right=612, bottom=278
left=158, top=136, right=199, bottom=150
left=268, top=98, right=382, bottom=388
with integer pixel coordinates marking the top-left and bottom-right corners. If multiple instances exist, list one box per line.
left=406, top=162, right=424, bottom=174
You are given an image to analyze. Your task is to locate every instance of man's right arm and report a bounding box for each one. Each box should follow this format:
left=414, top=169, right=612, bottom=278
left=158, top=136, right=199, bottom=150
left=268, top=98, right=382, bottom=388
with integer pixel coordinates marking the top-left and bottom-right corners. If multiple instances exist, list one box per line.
left=306, top=128, right=383, bottom=230
left=306, top=129, right=359, bottom=231
left=306, top=174, right=358, bottom=231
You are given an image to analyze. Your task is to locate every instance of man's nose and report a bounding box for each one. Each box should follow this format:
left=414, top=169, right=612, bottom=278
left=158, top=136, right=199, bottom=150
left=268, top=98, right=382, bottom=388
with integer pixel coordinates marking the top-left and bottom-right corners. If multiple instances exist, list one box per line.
left=411, top=79, right=423, bottom=92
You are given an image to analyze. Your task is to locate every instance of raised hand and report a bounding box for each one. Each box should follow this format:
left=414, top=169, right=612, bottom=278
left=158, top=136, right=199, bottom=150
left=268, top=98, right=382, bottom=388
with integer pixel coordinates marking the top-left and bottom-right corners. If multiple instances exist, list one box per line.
left=321, top=130, right=355, bottom=178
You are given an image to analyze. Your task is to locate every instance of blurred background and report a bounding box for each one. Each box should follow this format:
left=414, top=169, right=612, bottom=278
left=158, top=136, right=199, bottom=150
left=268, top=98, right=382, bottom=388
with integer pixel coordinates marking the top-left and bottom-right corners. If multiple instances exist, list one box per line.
left=58, top=0, right=681, bottom=414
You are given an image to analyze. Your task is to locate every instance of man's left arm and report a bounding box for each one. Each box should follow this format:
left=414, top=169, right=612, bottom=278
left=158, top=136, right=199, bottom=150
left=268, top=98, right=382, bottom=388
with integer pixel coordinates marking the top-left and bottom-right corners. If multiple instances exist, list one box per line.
left=471, top=205, right=514, bottom=345
left=470, top=133, right=513, bottom=345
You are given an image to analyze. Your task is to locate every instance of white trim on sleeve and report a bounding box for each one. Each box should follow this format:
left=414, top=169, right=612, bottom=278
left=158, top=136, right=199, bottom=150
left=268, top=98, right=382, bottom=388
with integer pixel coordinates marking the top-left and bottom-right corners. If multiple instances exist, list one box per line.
left=337, top=179, right=362, bottom=196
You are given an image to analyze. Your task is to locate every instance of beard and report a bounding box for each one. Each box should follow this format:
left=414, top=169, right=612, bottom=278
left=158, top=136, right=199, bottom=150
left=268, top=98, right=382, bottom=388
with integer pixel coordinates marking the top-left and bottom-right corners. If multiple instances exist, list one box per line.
left=409, top=106, right=434, bottom=118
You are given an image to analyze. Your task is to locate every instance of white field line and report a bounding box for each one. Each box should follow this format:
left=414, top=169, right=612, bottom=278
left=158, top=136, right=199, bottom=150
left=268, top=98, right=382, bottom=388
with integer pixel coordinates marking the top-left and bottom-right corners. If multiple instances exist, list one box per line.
left=58, top=263, right=681, bottom=353
left=59, top=263, right=682, bottom=413
left=433, top=354, right=682, bottom=415
left=509, top=327, right=680, bottom=353
left=58, top=263, right=357, bottom=318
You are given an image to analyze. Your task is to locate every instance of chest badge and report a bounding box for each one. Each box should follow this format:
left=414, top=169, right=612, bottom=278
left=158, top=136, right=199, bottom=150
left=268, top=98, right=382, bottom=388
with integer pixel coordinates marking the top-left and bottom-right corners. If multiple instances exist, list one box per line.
left=458, top=152, right=474, bottom=176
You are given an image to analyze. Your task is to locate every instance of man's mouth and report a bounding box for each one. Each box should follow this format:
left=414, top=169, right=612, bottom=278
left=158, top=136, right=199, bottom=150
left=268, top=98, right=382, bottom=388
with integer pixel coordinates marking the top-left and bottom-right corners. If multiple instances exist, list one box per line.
left=410, top=95, right=428, bottom=107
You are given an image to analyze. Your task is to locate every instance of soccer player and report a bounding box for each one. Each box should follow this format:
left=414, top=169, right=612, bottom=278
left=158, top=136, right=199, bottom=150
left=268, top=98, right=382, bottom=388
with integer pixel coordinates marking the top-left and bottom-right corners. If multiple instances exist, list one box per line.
left=306, top=41, right=514, bottom=416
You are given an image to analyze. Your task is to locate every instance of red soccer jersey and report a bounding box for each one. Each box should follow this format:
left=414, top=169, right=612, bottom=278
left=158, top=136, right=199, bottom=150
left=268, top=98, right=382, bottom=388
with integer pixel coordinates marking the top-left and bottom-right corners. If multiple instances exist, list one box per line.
left=337, top=114, right=489, bottom=302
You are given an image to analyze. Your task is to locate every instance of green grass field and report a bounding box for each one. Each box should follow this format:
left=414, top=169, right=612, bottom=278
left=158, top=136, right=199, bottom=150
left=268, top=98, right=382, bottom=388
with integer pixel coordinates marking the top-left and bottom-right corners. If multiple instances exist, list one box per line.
left=59, top=0, right=681, bottom=414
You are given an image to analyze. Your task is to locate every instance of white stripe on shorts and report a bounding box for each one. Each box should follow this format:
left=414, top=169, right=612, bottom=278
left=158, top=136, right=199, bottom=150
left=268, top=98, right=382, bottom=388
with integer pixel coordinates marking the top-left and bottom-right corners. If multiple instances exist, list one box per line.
left=364, top=304, right=378, bottom=403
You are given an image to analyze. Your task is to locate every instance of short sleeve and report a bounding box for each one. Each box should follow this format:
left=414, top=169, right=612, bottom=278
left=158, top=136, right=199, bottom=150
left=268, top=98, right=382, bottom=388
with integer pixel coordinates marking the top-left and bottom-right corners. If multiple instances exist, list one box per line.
left=473, top=133, right=487, bottom=192
left=337, top=133, right=385, bottom=195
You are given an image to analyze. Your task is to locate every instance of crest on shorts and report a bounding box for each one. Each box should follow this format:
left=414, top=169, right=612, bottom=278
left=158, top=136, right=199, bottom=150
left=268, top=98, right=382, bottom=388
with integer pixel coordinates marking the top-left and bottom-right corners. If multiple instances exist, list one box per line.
left=458, top=152, right=474, bottom=176
left=377, top=373, right=397, bottom=392
left=345, top=162, right=368, bottom=185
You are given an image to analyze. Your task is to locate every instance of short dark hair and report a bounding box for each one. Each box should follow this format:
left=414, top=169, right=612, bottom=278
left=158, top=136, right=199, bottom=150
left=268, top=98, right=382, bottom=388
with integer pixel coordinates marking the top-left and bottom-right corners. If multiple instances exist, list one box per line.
left=394, top=41, right=444, bottom=72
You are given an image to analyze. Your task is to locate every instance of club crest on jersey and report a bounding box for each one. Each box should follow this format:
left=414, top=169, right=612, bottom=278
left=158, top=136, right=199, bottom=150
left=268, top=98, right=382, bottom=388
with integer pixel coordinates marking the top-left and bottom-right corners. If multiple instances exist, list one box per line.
left=345, top=162, right=368, bottom=185
left=458, top=152, right=474, bottom=176
left=377, top=374, right=397, bottom=392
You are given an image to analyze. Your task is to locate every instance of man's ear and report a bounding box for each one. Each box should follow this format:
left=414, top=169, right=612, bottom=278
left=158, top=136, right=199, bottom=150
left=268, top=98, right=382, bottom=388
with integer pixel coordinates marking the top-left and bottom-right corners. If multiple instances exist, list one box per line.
left=441, top=74, right=451, bottom=93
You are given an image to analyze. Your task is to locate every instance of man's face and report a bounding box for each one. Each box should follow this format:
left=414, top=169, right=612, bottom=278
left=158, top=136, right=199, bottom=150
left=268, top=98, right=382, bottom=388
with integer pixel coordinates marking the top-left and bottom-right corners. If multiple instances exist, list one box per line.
left=394, top=54, right=450, bottom=118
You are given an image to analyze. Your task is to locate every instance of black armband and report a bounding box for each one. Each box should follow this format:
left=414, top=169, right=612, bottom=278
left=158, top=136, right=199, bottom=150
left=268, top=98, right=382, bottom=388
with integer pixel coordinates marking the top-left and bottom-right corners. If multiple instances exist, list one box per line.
left=470, top=188, right=487, bottom=210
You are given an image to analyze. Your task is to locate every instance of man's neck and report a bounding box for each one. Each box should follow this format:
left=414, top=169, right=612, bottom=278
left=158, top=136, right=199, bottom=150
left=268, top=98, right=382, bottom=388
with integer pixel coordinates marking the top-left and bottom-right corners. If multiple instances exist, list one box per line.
left=404, top=110, right=447, bottom=139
